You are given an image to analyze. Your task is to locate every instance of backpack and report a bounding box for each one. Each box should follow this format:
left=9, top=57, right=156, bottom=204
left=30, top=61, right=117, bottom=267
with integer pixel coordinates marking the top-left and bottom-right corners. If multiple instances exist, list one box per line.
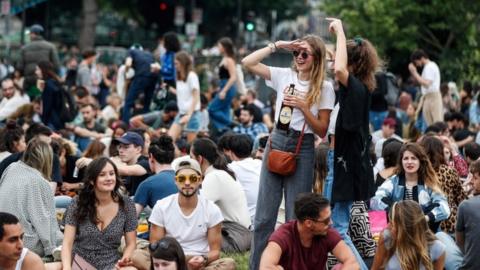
left=59, top=86, right=78, bottom=123
left=384, top=72, right=400, bottom=106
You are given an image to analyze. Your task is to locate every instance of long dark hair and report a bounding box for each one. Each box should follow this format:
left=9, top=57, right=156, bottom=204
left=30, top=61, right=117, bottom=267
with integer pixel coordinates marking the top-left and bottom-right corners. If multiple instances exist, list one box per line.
left=396, top=143, right=441, bottom=193
left=418, top=135, right=446, bottom=171
left=346, top=38, right=380, bottom=91
left=218, top=37, right=235, bottom=58
left=74, top=157, right=125, bottom=224
left=149, top=237, right=187, bottom=270
left=0, top=120, right=24, bottom=153
left=37, top=61, right=61, bottom=82
left=163, top=31, right=180, bottom=53
left=191, top=138, right=236, bottom=179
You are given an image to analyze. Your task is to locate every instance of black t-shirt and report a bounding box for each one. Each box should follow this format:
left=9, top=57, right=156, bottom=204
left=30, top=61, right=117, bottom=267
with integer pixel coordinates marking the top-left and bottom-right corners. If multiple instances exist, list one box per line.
left=370, top=73, right=388, bottom=112
left=333, top=74, right=375, bottom=203
left=80, top=121, right=106, bottom=134
left=0, top=152, right=62, bottom=183
left=125, top=155, right=152, bottom=196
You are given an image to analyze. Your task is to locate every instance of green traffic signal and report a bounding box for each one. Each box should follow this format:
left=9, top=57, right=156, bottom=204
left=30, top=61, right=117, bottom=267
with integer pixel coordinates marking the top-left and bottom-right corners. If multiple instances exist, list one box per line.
left=246, top=22, right=255, bottom=31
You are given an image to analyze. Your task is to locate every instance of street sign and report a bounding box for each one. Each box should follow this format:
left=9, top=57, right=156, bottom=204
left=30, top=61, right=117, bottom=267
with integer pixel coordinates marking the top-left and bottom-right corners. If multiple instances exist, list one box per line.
left=185, top=22, right=198, bottom=37
left=174, top=6, right=185, bottom=26
left=1, top=0, right=10, bottom=15
left=192, top=8, right=203, bottom=24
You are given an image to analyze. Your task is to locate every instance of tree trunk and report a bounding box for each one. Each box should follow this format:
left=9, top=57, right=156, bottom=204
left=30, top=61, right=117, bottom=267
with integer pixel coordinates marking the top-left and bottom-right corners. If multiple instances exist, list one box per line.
left=78, top=0, right=98, bottom=51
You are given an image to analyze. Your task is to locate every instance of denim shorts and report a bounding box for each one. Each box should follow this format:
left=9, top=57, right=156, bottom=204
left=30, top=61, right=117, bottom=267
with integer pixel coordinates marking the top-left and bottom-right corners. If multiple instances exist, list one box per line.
left=173, top=111, right=201, bottom=132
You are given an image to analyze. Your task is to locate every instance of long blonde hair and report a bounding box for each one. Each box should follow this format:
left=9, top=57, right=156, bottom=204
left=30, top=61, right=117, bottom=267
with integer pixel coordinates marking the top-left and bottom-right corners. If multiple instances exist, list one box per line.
left=384, top=200, right=437, bottom=270
left=21, top=137, right=53, bottom=181
left=292, top=34, right=326, bottom=107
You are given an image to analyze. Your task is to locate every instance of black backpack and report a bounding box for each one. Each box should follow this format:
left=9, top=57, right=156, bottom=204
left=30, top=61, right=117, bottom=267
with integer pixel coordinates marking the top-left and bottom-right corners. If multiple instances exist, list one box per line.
left=59, top=86, right=78, bottom=123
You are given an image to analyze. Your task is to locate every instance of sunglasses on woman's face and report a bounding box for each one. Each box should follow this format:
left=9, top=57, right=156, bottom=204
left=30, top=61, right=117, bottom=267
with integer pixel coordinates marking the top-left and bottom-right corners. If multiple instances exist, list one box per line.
left=149, top=240, right=170, bottom=252
left=175, top=174, right=200, bottom=183
left=292, top=50, right=311, bottom=60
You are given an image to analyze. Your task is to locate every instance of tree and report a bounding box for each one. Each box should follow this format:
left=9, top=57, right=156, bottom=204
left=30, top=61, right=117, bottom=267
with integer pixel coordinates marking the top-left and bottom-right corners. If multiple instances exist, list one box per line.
left=78, top=0, right=98, bottom=51
left=322, top=0, right=480, bottom=82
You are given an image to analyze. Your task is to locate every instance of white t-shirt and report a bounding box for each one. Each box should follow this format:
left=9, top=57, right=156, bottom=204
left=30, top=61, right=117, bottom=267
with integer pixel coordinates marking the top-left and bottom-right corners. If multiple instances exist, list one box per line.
left=228, top=158, right=261, bottom=221
left=176, top=71, right=201, bottom=114
left=421, top=61, right=441, bottom=95
left=201, top=166, right=251, bottom=229
left=266, top=67, right=335, bottom=133
left=149, top=194, right=223, bottom=256
left=327, top=103, right=340, bottom=136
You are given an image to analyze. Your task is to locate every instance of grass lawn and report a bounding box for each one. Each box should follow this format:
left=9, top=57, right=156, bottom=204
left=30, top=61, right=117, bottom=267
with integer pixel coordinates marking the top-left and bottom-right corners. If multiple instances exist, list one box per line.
left=222, top=251, right=250, bottom=270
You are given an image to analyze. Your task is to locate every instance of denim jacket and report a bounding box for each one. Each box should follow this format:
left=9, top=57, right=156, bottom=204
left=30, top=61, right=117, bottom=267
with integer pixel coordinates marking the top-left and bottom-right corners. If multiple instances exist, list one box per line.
left=370, top=174, right=450, bottom=223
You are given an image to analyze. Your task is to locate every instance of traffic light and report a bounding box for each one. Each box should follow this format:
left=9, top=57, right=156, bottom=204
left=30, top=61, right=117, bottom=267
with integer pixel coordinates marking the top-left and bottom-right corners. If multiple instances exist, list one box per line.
left=245, top=11, right=255, bottom=32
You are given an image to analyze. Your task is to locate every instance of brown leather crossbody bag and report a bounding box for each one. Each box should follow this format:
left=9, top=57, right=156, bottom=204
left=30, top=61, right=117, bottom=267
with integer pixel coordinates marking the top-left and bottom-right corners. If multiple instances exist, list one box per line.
left=267, top=124, right=306, bottom=176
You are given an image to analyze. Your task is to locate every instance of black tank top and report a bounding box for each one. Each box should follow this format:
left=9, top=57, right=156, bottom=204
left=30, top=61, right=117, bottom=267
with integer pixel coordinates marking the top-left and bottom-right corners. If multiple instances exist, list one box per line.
left=219, top=65, right=230, bottom=79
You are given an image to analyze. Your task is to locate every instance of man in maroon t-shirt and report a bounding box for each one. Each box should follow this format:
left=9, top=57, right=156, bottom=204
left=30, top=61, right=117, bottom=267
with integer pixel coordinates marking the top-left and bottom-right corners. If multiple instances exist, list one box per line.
left=260, top=193, right=359, bottom=270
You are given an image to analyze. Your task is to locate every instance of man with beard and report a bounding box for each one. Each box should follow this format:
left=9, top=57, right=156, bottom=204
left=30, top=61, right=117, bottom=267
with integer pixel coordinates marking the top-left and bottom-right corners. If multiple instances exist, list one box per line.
left=0, top=212, right=44, bottom=270
left=148, top=157, right=235, bottom=270
left=233, top=107, right=268, bottom=141
left=260, top=193, right=359, bottom=270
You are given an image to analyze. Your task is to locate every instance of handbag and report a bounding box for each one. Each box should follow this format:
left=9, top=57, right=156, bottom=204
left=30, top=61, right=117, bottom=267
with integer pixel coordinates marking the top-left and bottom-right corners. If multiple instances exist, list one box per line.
left=267, top=124, right=306, bottom=176
left=368, top=210, right=388, bottom=242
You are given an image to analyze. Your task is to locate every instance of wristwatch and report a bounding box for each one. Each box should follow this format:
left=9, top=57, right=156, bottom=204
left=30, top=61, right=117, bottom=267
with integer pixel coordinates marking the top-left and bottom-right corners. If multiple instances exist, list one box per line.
left=268, top=42, right=276, bottom=53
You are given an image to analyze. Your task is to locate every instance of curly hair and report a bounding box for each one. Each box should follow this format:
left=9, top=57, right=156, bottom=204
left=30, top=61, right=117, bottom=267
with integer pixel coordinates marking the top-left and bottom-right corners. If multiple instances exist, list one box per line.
left=346, top=38, right=381, bottom=91
left=74, top=157, right=125, bottom=225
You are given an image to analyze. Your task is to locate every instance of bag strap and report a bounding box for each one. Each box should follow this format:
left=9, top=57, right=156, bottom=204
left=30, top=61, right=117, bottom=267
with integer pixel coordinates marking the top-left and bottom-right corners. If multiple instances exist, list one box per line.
left=269, top=123, right=307, bottom=155
left=294, top=123, right=307, bottom=155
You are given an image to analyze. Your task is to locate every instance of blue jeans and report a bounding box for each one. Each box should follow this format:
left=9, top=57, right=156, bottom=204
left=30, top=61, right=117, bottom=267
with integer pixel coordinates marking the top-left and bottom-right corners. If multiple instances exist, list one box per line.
left=173, top=111, right=201, bottom=132
left=369, top=110, right=388, bottom=131
left=122, top=76, right=157, bottom=123
left=435, top=232, right=463, bottom=270
left=208, top=79, right=236, bottom=130
left=332, top=202, right=369, bottom=270
left=55, top=195, right=73, bottom=209
left=323, top=149, right=334, bottom=200
left=249, top=129, right=315, bottom=270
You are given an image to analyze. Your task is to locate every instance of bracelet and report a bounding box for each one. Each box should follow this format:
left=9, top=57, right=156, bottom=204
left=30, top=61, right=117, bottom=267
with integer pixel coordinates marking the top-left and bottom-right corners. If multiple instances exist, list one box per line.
left=268, top=43, right=276, bottom=53
left=273, top=41, right=278, bottom=51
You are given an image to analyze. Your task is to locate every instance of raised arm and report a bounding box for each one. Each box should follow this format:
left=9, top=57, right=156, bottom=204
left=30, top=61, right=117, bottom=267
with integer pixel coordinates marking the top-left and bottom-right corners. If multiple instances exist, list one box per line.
left=327, top=18, right=349, bottom=87
left=242, top=40, right=304, bottom=81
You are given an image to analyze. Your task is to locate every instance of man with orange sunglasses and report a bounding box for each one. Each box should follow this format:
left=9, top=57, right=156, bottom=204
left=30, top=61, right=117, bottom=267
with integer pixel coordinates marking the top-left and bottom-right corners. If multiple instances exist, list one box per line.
left=147, top=157, right=235, bottom=270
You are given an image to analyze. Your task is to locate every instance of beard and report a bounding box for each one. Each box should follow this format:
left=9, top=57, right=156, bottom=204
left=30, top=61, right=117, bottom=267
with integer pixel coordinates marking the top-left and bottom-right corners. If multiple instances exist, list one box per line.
left=179, top=188, right=198, bottom=198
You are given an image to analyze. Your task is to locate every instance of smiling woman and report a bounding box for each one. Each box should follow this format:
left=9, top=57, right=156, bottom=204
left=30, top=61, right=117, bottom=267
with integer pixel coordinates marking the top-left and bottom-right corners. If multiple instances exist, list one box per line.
left=56, top=157, right=138, bottom=270
left=242, top=35, right=335, bottom=270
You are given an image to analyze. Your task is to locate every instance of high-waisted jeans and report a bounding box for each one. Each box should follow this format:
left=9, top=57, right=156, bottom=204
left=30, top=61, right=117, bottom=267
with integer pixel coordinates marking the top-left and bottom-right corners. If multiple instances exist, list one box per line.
left=249, top=128, right=314, bottom=270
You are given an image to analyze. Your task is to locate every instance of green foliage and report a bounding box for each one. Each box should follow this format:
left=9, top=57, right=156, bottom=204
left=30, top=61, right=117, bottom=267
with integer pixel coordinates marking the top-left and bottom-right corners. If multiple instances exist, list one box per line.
left=322, top=0, right=480, bottom=82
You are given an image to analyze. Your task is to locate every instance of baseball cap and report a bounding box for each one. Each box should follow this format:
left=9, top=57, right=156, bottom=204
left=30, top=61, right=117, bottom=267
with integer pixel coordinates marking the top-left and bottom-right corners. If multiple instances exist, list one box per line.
left=383, top=118, right=396, bottom=128
left=30, top=24, right=44, bottom=34
left=164, top=101, right=179, bottom=113
left=172, top=156, right=202, bottom=175
left=114, top=131, right=144, bottom=147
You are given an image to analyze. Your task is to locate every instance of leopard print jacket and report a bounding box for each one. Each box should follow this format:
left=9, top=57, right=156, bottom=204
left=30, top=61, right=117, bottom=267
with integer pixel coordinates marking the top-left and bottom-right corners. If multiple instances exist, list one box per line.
left=436, top=164, right=468, bottom=233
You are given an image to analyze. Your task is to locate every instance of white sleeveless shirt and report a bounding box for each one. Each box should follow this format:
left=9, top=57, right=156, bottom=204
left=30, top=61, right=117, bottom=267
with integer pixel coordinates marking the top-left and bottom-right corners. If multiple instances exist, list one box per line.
left=15, top=248, right=28, bottom=270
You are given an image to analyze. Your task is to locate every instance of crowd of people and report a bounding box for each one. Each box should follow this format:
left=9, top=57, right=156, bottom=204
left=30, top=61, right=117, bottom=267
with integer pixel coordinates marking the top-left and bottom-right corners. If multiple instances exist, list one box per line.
left=0, top=17, right=480, bottom=270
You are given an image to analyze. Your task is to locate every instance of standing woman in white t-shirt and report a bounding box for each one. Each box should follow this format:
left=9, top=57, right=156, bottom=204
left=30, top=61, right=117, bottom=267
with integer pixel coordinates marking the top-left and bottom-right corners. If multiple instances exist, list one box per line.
left=167, top=51, right=201, bottom=143
left=242, top=35, right=335, bottom=270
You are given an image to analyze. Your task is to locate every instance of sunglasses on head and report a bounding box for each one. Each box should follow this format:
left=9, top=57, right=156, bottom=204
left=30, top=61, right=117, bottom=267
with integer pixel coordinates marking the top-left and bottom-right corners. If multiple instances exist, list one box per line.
left=292, top=50, right=311, bottom=59
left=175, top=174, right=200, bottom=183
left=149, top=239, right=170, bottom=252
